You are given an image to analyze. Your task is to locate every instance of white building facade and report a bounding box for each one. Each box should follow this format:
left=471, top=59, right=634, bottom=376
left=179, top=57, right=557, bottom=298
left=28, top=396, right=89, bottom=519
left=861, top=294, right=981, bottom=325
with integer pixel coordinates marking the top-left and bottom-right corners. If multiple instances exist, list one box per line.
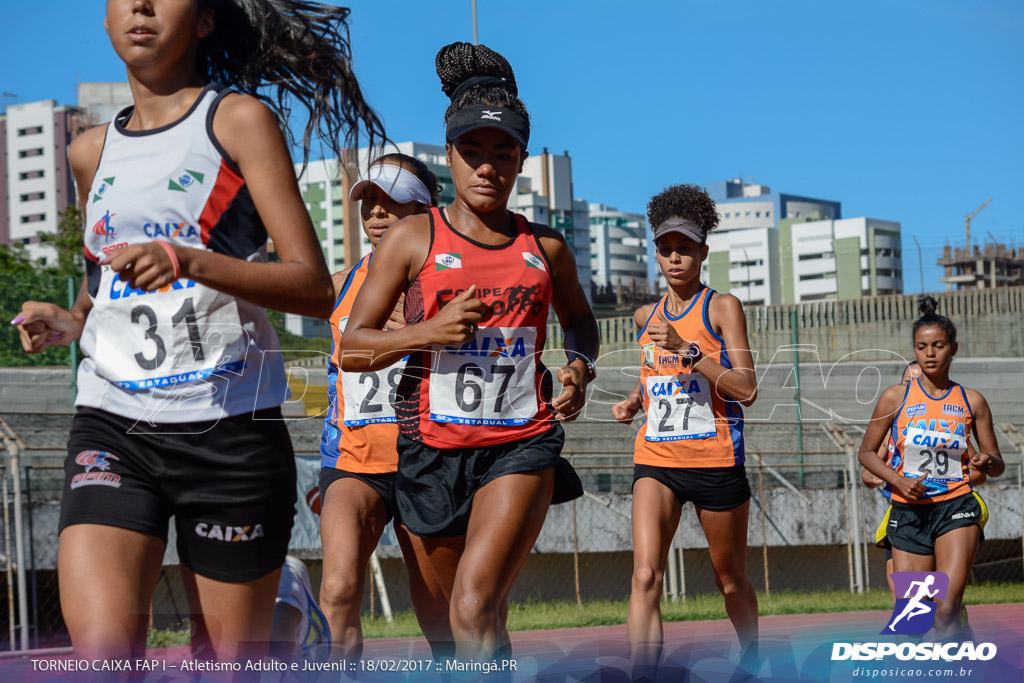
left=589, top=203, right=648, bottom=291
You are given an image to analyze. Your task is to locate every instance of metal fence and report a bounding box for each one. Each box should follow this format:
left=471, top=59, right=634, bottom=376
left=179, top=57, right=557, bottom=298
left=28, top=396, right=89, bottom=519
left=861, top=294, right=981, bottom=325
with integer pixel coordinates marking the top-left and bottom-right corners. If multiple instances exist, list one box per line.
left=2, top=411, right=1022, bottom=651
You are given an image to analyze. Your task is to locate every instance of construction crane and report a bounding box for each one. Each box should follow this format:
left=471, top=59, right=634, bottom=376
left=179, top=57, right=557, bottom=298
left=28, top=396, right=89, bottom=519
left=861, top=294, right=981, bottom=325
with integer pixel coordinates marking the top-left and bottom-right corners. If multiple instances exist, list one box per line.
left=965, top=196, right=992, bottom=253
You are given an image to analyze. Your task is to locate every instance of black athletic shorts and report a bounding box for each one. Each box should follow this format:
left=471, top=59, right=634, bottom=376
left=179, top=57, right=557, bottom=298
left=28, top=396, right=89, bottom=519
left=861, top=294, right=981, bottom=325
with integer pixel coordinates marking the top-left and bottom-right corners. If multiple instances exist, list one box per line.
left=396, top=424, right=579, bottom=538
left=319, top=467, right=398, bottom=523
left=633, top=463, right=751, bottom=511
left=888, top=494, right=984, bottom=556
left=60, top=406, right=297, bottom=583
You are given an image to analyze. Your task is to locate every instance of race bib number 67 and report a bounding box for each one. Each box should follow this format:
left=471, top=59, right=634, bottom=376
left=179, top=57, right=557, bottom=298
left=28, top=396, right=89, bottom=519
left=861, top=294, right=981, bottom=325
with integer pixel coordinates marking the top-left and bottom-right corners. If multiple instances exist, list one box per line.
left=429, top=327, right=538, bottom=426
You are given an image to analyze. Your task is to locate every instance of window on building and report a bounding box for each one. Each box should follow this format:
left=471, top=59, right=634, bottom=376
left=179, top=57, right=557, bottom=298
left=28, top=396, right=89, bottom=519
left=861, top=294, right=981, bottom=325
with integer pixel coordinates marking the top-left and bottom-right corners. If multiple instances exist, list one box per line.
left=20, top=213, right=46, bottom=223
left=755, top=211, right=761, bottom=217
left=332, top=199, right=343, bottom=206
left=766, top=210, right=771, bottom=217
left=18, top=148, right=44, bottom=158
left=333, top=238, right=344, bottom=246
left=745, top=211, right=751, bottom=217
left=798, top=252, right=834, bottom=261
left=18, top=170, right=44, bottom=180
left=19, top=192, right=45, bottom=202
left=17, top=126, right=43, bottom=136
left=799, top=272, right=830, bottom=281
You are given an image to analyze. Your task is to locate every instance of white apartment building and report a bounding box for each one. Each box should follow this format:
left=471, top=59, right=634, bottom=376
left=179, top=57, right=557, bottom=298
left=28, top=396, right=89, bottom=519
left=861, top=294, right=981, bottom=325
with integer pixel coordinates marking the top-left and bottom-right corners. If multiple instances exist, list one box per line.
left=295, top=143, right=590, bottom=293
left=589, top=203, right=647, bottom=291
left=1, top=100, right=86, bottom=262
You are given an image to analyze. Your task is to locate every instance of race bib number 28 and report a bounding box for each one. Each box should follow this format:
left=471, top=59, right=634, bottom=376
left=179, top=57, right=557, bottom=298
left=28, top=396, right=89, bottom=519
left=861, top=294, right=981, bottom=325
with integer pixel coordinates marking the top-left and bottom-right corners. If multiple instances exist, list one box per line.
left=429, top=327, right=538, bottom=426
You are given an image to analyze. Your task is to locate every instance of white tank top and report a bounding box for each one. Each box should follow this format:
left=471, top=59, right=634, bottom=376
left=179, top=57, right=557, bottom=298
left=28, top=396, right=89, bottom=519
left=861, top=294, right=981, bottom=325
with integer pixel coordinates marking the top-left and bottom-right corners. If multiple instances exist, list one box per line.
left=76, top=84, right=289, bottom=423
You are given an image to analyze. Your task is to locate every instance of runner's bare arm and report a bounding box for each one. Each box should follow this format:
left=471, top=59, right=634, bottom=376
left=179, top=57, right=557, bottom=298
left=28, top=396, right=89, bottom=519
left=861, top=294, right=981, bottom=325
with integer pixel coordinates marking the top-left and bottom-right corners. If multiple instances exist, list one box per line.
left=612, top=306, right=653, bottom=425
left=13, top=128, right=104, bottom=352
left=966, top=389, right=1005, bottom=477
left=695, top=292, right=758, bottom=406
left=102, top=95, right=334, bottom=317
left=536, top=226, right=599, bottom=421
left=859, top=385, right=925, bottom=500
left=341, top=216, right=485, bottom=371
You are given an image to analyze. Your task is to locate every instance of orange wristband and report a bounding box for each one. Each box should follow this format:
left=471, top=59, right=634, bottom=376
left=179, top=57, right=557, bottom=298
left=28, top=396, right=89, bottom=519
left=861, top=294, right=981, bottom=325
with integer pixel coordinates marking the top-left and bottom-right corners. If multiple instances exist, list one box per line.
left=155, top=240, right=181, bottom=281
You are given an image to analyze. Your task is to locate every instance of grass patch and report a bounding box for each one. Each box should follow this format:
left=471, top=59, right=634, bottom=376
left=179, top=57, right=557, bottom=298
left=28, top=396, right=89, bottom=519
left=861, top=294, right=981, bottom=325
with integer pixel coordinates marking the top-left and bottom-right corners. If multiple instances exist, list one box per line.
left=147, top=582, right=1024, bottom=645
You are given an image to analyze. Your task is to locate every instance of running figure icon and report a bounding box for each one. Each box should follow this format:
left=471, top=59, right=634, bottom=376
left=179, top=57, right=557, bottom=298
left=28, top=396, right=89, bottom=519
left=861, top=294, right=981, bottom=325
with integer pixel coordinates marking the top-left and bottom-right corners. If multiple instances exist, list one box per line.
left=888, top=575, right=939, bottom=631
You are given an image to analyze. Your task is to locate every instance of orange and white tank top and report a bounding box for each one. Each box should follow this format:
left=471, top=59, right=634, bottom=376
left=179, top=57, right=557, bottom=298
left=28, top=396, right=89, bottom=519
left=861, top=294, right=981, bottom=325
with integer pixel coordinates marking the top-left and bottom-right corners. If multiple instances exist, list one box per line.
left=890, top=378, right=974, bottom=504
left=633, top=288, right=744, bottom=468
left=397, top=208, right=554, bottom=449
left=320, top=254, right=404, bottom=473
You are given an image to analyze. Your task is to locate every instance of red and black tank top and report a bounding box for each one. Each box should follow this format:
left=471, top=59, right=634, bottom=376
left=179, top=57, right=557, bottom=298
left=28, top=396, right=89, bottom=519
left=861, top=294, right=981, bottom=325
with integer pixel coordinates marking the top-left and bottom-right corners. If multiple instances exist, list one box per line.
left=397, top=208, right=555, bottom=449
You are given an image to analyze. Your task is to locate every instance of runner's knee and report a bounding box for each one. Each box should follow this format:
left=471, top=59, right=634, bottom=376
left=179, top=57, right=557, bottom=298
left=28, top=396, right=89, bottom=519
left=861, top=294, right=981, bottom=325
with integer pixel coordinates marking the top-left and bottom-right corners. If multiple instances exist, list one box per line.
left=631, top=564, right=663, bottom=595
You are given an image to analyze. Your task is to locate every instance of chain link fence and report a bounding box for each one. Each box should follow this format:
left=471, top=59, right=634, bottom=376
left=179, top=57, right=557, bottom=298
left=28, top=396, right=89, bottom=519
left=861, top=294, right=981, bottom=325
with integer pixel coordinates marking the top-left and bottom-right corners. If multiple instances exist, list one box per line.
left=2, top=409, right=1022, bottom=650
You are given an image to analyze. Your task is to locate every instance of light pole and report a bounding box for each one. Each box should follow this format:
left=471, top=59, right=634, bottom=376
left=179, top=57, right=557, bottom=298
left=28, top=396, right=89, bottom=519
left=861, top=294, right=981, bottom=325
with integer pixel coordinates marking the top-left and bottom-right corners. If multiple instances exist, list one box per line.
left=912, top=235, right=924, bottom=294
left=472, top=0, right=478, bottom=44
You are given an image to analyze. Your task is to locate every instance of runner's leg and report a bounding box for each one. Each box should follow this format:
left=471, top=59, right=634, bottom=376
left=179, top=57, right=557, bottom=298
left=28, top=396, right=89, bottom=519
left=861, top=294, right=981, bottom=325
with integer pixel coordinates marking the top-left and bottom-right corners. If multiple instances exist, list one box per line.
left=58, top=525, right=165, bottom=660
left=319, top=476, right=389, bottom=660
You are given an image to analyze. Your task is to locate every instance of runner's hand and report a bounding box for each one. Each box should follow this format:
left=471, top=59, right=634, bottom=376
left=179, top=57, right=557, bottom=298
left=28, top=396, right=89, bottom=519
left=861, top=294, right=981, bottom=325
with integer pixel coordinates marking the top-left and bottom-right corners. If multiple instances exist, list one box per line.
left=970, top=451, right=994, bottom=473
left=386, top=293, right=406, bottom=331
left=647, top=308, right=687, bottom=354
left=612, top=394, right=642, bottom=425
left=552, top=363, right=588, bottom=423
left=893, top=475, right=927, bottom=501
left=11, top=302, right=83, bottom=353
left=427, top=285, right=485, bottom=345
left=102, top=242, right=180, bottom=291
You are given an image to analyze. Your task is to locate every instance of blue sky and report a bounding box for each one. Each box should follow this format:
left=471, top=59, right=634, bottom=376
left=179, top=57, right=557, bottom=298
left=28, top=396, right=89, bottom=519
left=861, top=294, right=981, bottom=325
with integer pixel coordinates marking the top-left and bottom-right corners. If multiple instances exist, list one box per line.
left=2, top=1, right=1021, bottom=292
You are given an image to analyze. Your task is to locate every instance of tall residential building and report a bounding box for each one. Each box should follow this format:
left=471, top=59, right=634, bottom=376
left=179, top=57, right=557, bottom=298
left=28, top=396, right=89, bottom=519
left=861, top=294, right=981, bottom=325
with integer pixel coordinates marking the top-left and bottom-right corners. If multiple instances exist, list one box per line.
left=697, top=179, right=901, bottom=305
left=1, top=85, right=133, bottom=263
left=1, top=100, right=89, bottom=262
left=295, top=143, right=591, bottom=296
left=589, top=203, right=648, bottom=291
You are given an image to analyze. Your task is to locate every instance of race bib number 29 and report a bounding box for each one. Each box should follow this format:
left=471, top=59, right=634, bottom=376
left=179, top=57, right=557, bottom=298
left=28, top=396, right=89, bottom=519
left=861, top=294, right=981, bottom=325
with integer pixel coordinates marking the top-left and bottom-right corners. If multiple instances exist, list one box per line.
left=902, top=427, right=966, bottom=482
left=429, top=327, right=538, bottom=426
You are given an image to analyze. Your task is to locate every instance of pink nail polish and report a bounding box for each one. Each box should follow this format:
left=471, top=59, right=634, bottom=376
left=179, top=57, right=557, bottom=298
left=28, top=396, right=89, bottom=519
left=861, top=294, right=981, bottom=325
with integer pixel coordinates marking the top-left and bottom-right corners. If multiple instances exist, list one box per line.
left=11, top=315, right=25, bottom=325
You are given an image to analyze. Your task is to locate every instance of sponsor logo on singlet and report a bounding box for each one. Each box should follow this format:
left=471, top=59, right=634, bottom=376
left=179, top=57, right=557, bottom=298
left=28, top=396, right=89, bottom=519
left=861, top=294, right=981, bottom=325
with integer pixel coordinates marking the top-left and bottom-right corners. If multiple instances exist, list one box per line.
left=91, top=210, right=117, bottom=243
left=436, top=284, right=544, bottom=318
left=194, top=522, right=264, bottom=542
left=906, top=403, right=926, bottom=418
left=943, top=403, right=965, bottom=417
left=143, top=221, right=201, bottom=240
left=167, top=169, right=205, bottom=193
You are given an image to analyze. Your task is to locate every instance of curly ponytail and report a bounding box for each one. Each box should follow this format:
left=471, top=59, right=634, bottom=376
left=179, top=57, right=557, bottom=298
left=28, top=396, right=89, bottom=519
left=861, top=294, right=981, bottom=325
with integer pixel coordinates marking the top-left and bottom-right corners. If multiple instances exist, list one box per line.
left=197, top=0, right=387, bottom=167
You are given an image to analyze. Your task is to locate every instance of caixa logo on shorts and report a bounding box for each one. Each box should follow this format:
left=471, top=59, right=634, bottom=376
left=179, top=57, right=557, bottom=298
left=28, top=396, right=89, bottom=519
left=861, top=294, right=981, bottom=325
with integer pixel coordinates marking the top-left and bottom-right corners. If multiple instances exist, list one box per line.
left=70, top=450, right=121, bottom=489
left=194, top=522, right=264, bottom=542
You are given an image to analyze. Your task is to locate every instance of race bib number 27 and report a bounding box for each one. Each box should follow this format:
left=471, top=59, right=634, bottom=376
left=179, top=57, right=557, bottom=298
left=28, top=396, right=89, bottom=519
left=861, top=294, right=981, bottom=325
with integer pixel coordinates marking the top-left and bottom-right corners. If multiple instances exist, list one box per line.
left=644, top=373, right=716, bottom=442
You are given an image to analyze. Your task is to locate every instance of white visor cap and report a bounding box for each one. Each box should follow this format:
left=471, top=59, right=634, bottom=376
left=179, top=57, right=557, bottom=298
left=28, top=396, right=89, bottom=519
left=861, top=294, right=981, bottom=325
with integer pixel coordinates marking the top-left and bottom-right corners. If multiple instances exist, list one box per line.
left=349, top=163, right=432, bottom=206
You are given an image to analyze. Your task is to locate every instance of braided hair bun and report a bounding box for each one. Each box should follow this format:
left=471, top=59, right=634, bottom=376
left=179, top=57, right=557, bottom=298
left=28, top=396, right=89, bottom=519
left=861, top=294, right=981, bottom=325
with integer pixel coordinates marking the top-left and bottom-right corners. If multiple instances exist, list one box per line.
left=435, top=42, right=529, bottom=125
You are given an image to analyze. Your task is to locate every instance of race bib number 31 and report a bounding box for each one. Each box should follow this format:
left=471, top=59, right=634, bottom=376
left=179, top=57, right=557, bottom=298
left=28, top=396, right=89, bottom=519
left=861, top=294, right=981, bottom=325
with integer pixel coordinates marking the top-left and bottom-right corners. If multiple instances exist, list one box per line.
left=429, top=327, right=538, bottom=426
left=902, top=427, right=966, bottom=482
left=92, top=269, right=246, bottom=390
left=644, top=373, right=716, bottom=442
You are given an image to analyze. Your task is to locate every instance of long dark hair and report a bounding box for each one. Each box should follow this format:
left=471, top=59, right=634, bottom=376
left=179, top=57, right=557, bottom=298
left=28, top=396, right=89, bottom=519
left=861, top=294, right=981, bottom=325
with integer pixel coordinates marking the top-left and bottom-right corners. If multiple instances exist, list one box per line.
left=197, top=0, right=386, bottom=167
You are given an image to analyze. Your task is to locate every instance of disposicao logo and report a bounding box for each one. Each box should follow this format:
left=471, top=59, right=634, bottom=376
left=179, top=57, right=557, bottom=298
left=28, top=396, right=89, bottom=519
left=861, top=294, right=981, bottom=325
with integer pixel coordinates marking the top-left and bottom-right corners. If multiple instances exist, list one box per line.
left=831, top=571, right=997, bottom=663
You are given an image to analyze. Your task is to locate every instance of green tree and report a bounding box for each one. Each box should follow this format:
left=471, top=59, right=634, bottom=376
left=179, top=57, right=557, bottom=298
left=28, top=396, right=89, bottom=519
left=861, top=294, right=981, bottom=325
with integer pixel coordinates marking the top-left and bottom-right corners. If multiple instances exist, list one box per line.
left=38, top=204, right=85, bottom=282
